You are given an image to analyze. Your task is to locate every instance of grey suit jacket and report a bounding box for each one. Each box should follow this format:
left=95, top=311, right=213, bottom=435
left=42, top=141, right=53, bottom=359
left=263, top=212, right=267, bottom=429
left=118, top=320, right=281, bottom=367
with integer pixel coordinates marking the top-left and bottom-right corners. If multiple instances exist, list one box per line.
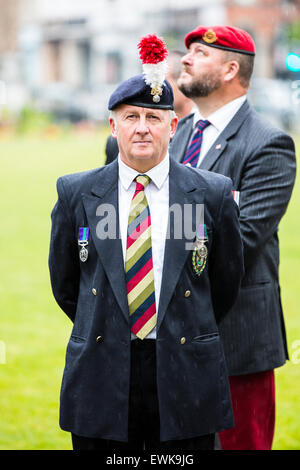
left=169, top=100, right=296, bottom=375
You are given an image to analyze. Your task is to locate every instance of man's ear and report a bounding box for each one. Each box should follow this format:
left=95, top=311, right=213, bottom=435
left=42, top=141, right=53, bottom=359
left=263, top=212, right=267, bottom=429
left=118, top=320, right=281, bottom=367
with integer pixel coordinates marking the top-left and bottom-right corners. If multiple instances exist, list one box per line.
left=109, top=118, right=118, bottom=138
left=223, top=60, right=240, bottom=83
left=170, top=116, right=179, bottom=139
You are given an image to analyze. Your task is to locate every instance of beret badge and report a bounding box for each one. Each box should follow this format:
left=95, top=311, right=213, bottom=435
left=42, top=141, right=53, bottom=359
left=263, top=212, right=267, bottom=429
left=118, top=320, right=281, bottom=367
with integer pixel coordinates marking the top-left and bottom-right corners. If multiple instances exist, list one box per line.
left=151, top=85, right=163, bottom=103
left=203, top=29, right=218, bottom=44
left=137, top=34, right=168, bottom=103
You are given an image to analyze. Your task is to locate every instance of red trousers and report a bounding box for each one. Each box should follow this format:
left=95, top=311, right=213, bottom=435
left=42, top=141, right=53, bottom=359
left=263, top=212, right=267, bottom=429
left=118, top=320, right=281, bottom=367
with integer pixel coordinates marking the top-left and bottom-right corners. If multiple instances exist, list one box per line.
left=219, top=370, right=275, bottom=450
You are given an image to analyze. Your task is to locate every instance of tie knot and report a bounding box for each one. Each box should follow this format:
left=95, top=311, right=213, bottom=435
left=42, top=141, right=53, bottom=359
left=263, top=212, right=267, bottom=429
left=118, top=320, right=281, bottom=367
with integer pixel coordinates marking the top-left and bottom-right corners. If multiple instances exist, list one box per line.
left=196, top=119, right=210, bottom=131
left=135, top=174, right=150, bottom=191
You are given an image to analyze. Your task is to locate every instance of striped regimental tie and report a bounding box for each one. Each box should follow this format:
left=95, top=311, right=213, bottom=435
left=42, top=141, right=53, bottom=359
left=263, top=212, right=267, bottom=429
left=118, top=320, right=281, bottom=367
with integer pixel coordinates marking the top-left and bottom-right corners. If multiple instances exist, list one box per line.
left=125, top=175, right=157, bottom=339
left=182, top=119, right=210, bottom=168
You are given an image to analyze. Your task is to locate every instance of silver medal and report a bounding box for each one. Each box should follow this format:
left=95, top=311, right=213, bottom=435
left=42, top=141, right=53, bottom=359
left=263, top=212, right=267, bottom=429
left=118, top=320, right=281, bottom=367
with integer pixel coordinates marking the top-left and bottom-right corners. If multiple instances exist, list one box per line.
left=197, top=242, right=208, bottom=258
left=79, top=246, right=89, bottom=262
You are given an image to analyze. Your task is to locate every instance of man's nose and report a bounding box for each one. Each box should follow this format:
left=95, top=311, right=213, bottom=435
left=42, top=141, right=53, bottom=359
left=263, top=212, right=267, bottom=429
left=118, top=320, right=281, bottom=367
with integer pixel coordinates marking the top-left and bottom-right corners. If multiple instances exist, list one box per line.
left=181, top=52, right=192, bottom=66
left=136, top=117, right=149, bottom=134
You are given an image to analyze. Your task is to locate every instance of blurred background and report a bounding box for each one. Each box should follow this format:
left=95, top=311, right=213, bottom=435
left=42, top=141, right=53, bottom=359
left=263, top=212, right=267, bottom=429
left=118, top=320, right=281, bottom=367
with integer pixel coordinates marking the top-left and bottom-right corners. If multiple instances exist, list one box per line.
left=0, top=0, right=299, bottom=450
left=0, top=0, right=300, bottom=130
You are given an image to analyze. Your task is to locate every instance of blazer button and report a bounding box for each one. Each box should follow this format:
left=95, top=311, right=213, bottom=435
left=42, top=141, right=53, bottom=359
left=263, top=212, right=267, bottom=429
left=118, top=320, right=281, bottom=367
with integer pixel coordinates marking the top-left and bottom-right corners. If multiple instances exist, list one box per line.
left=184, top=290, right=191, bottom=298
left=180, top=337, right=186, bottom=345
left=96, top=335, right=103, bottom=343
left=92, top=288, right=97, bottom=296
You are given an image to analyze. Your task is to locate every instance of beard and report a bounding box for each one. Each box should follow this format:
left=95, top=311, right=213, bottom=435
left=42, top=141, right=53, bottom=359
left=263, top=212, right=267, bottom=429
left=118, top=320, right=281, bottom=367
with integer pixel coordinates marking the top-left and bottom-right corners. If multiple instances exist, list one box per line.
left=178, top=70, right=222, bottom=98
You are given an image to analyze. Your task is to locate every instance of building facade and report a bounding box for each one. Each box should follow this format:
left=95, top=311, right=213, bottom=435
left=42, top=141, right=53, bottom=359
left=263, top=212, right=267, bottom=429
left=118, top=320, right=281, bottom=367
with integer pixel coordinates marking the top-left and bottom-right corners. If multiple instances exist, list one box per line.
left=0, top=0, right=299, bottom=121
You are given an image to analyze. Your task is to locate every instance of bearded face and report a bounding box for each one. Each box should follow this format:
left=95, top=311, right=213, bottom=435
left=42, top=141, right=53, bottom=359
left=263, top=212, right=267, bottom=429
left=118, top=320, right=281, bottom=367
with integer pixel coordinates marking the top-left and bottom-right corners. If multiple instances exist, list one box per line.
left=178, top=69, right=222, bottom=98
left=177, top=43, right=226, bottom=99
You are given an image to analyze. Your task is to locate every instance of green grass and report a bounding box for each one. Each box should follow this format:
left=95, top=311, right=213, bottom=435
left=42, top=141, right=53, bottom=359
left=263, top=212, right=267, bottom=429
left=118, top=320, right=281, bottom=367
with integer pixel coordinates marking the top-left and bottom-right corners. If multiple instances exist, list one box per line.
left=0, top=130, right=109, bottom=450
left=272, top=135, right=300, bottom=450
left=0, top=131, right=299, bottom=450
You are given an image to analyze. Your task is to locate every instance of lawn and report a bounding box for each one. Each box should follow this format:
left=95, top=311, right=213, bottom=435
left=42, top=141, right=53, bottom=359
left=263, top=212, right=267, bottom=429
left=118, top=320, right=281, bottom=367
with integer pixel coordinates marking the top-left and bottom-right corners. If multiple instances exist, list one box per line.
left=0, top=130, right=299, bottom=450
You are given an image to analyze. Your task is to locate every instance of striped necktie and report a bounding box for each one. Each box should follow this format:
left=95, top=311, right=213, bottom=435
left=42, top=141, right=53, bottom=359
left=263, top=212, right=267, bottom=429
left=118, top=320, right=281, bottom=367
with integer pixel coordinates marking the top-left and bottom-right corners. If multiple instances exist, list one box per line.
left=125, top=175, right=156, bottom=339
left=182, top=119, right=210, bottom=167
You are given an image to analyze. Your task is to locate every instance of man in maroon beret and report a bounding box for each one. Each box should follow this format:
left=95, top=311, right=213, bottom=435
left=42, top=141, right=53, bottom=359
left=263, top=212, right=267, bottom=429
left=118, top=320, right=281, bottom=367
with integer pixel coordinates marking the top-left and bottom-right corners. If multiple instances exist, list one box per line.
left=171, top=25, right=296, bottom=450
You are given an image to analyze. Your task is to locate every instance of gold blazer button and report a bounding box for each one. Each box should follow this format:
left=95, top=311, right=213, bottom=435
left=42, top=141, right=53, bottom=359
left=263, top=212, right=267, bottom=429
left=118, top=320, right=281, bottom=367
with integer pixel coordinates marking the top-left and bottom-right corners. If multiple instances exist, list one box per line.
left=184, top=290, right=191, bottom=298
left=180, top=337, right=186, bottom=345
left=92, top=288, right=97, bottom=296
left=96, top=336, right=103, bottom=343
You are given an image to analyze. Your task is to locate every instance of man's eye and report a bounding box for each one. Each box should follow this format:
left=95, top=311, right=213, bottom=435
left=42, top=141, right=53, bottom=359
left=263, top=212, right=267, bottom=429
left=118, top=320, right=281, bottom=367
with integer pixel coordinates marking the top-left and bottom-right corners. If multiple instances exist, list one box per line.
left=193, top=47, right=205, bottom=55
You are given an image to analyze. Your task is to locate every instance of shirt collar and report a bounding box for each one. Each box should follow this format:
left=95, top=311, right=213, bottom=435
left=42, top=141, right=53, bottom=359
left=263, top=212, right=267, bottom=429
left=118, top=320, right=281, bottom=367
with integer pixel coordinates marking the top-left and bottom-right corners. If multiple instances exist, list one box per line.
left=193, top=94, right=247, bottom=133
left=118, top=152, right=170, bottom=190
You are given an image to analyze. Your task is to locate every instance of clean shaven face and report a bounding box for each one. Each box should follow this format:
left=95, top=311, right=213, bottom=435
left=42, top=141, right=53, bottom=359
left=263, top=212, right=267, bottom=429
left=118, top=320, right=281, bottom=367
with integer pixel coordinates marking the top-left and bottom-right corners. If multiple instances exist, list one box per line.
left=109, top=105, right=178, bottom=171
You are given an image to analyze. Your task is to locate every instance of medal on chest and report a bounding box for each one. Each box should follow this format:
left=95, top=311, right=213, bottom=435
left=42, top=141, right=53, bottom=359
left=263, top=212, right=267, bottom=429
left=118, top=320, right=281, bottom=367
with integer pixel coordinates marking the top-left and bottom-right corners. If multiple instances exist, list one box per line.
left=78, top=227, right=90, bottom=262
left=192, top=224, right=208, bottom=276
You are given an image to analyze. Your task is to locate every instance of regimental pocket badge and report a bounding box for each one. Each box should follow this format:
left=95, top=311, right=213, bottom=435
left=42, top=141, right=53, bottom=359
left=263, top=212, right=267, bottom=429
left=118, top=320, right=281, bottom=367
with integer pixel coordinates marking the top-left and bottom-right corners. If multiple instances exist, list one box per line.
left=78, top=227, right=90, bottom=262
left=192, top=224, right=208, bottom=277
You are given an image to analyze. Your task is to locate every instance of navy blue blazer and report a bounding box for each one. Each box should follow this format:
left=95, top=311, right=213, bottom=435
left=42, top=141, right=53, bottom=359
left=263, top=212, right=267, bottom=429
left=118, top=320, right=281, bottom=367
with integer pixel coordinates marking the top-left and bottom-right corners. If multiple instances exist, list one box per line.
left=169, top=100, right=296, bottom=375
left=49, top=158, right=244, bottom=441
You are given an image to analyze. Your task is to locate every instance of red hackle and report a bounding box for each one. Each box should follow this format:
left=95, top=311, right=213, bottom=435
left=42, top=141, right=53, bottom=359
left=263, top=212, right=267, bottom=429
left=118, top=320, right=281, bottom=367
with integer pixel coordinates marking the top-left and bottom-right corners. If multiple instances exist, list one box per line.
left=138, top=34, right=168, bottom=64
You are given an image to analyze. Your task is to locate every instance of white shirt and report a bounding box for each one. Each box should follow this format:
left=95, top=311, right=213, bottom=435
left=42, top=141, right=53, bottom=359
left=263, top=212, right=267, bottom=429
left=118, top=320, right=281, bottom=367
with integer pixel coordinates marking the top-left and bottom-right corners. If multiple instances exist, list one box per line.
left=118, top=154, right=169, bottom=339
left=189, top=95, right=247, bottom=167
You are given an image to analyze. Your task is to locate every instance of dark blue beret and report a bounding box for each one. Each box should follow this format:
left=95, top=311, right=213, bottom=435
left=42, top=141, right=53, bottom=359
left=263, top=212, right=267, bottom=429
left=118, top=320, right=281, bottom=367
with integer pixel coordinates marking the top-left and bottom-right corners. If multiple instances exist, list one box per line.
left=108, top=74, right=174, bottom=111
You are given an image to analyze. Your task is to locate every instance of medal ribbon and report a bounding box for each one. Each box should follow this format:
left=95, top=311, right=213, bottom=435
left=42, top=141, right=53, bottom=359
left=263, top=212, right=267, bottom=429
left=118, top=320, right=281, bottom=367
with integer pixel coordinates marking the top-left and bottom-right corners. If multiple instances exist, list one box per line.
left=196, top=223, right=207, bottom=239
left=79, top=227, right=90, bottom=243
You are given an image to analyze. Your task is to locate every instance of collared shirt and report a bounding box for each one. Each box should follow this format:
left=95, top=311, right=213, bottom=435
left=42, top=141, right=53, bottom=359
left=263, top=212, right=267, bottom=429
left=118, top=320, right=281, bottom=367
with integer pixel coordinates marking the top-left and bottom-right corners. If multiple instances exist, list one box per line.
left=189, top=95, right=247, bottom=167
left=118, top=154, right=170, bottom=340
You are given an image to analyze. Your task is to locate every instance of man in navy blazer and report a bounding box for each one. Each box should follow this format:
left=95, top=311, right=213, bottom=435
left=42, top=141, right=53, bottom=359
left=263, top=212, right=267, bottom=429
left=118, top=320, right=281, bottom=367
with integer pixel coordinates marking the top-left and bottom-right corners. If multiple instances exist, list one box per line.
left=171, top=25, right=296, bottom=450
left=49, top=68, right=244, bottom=450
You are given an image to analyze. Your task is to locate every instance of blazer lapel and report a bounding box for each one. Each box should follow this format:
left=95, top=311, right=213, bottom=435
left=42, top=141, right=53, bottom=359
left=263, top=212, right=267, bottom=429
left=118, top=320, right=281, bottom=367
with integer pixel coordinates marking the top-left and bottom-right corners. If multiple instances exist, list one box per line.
left=199, top=100, right=251, bottom=171
left=82, top=160, right=129, bottom=324
left=81, top=157, right=208, bottom=331
left=157, top=160, right=205, bottom=331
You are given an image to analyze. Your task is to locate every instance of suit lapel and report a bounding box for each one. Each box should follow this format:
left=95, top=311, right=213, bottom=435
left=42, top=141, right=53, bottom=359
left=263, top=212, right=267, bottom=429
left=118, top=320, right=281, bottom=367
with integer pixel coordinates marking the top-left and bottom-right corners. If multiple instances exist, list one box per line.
left=199, top=100, right=251, bottom=171
left=199, top=136, right=228, bottom=171
left=82, top=160, right=129, bottom=324
left=157, top=160, right=204, bottom=331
